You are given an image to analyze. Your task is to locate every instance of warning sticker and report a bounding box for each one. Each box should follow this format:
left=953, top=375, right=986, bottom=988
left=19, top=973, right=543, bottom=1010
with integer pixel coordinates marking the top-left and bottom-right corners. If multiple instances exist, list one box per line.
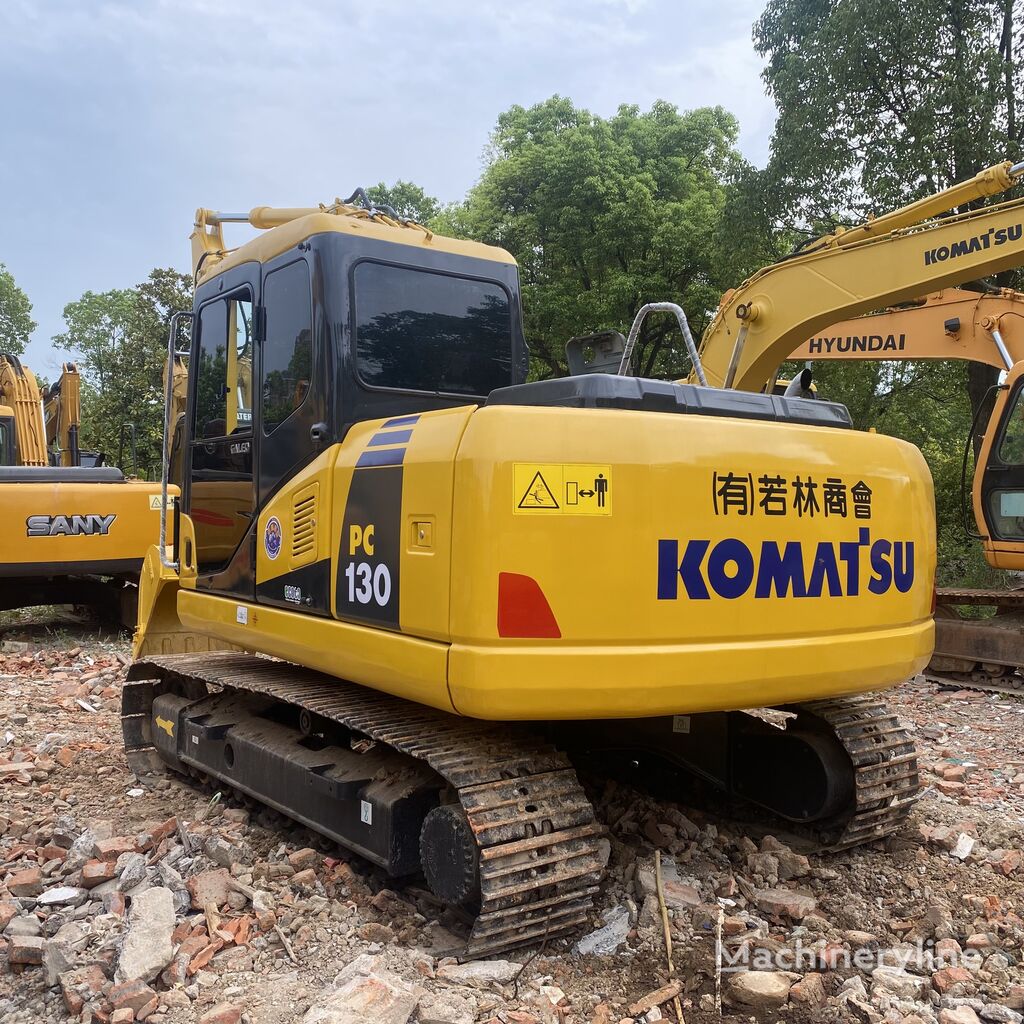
left=149, top=494, right=164, bottom=511
left=513, top=463, right=612, bottom=516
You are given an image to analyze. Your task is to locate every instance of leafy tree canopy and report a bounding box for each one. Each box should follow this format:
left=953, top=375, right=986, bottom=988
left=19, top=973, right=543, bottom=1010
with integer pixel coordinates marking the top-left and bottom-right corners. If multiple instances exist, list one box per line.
left=55, top=268, right=191, bottom=477
left=0, top=263, right=36, bottom=356
left=443, top=96, right=775, bottom=378
left=755, top=0, right=1023, bottom=219
left=366, top=180, right=441, bottom=223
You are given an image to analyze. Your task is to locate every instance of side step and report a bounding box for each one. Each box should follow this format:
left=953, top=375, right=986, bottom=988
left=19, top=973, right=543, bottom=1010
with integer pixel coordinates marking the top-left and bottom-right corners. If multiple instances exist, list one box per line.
left=123, top=652, right=608, bottom=958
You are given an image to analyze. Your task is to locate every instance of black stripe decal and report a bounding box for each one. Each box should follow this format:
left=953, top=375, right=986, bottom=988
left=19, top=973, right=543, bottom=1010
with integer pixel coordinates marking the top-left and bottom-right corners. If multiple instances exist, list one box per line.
left=356, top=448, right=406, bottom=468
left=367, top=429, right=413, bottom=447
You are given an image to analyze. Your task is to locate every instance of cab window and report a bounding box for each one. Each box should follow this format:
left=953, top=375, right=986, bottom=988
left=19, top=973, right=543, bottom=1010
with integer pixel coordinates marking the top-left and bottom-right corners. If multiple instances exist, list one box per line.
left=262, top=261, right=312, bottom=434
left=194, top=295, right=253, bottom=439
left=353, top=262, right=513, bottom=397
left=998, top=386, right=1024, bottom=464
left=190, top=290, right=255, bottom=576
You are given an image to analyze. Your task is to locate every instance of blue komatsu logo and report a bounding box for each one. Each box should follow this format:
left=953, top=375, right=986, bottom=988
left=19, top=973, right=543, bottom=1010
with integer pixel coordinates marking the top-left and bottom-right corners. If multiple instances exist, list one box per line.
left=657, top=528, right=914, bottom=600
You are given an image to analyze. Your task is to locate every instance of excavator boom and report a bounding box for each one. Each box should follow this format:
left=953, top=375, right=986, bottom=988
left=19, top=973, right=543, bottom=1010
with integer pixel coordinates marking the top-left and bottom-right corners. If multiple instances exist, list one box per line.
left=698, top=161, right=1024, bottom=391
left=789, top=288, right=1024, bottom=369
left=43, top=362, right=83, bottom=467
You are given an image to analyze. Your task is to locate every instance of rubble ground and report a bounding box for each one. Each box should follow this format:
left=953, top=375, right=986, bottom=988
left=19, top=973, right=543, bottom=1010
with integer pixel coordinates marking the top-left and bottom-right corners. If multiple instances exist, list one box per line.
left=2, top=610, right=1024, bottom=1024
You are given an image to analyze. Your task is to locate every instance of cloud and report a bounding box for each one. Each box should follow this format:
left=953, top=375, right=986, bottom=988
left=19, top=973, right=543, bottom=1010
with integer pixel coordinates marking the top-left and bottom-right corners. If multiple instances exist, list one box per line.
left=0, top=0, right=775, bottom=373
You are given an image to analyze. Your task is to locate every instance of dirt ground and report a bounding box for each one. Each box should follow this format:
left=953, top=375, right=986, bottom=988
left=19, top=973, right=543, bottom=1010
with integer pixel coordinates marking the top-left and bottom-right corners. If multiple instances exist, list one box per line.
left=1, top=608, right=1023, bottom=1024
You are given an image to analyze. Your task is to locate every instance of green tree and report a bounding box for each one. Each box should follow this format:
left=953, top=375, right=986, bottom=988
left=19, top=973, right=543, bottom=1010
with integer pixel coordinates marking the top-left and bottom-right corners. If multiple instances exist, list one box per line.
left=446, top=96, right=770, bottom=378
left=56, top=268, right=192, bottom=477
left=754, top=0, right=1022, bottom=219
left=366, top=181, right=441, bottom=223
left=0, top=263, right=36, bottom=355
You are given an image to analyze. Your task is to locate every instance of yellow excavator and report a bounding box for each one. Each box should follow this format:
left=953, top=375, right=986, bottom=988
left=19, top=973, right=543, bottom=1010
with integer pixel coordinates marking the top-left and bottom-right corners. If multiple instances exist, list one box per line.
left=787, top=288, right=1024, bottom=693
left=0, top=354, right=170, bottom=619
left=120, top=186, right=944, bottom=957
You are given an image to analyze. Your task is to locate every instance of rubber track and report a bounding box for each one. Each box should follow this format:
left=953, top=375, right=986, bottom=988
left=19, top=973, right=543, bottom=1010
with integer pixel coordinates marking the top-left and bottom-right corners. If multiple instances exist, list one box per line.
left=798, top=696, right=921, bottom=850
left=124, top=652, right=608, bottom=958
left=937, top=587, right=1024, bottom=607
left=922, top=669, right=1024, bottom=695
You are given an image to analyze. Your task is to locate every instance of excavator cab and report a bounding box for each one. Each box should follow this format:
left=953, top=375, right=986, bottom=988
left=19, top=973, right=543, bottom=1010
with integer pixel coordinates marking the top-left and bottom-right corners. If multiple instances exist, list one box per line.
left=974, top=362, right=1024, bottom=569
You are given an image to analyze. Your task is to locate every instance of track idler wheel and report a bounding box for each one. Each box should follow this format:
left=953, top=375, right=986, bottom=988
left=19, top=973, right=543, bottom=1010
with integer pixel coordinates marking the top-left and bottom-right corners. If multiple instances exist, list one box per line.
left=419, top=804, right=481, bottom=907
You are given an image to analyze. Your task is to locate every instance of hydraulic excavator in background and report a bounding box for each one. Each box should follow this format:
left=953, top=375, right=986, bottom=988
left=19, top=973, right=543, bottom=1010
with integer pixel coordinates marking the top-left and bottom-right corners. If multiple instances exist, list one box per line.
left=787, top=288, right=1024, bottom=693
left=0, top=353, right=170, bottom=620
left=122, top=191, right=935, bottom=957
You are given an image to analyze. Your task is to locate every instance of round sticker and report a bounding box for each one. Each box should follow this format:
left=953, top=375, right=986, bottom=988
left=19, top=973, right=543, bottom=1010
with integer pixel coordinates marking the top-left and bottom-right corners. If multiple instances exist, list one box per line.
left=264, top=516, right=282, bottom=560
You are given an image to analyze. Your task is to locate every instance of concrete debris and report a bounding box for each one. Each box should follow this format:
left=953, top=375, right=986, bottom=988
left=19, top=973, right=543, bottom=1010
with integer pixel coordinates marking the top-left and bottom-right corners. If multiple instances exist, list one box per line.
left=2, top=632, right=1024, bottom=1024
left=574, top=903, right=632, bottom=955
left=436, top=959, right=521, bottom=987
left=726, top=970, right=794, bottom=1008
left=115, top=885, right=176, bottom=983
left=303, top=969, right=422, bottom=1024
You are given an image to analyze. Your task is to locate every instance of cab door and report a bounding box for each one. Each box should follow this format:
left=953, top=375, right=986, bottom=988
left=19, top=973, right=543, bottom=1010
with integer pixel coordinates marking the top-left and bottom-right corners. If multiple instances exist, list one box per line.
left=975, top=362, right=1024, bottom=570
left=253, top=255, right=331, bottom=613
left=186, top=264, right=259, bottom=600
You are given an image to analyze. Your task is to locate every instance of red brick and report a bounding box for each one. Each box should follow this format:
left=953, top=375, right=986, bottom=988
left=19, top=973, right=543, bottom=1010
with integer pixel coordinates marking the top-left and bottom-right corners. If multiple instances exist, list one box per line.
left=992, top=850, right=1022, bottom=876
left=105, top=891, right=127, bottom=917
left=932, top=966, right=974, bottom=994
left=110, top=1010, right=134, bottom=1024
left=93, top=837, right=140, bottom=862
left=60, top=963, right=107, bottom=1012
left=8, top=935, right=44, bottom=964
left=138, top=816, right=177, bottom=852
left=54, top=747, right=77, bottom=768
left=186, top=868, right=232, bottom=909
left=176, top=935, right=210, bottom=959
left=287, top=847, right=319, bottom=871
left=82, top=859, right=118, bottom=887
left=136, top=995, right=160, bottom=1020
left=37, top=845, right=67, bottom=862
left=5, top=866, right=42, bottom=897
left=0, top=902, right=16, bottom=930
left=199, top=1003, right=243, bottom=1024
left=290, top=868, right=317, bottom=888
left=187, top=939, right=224, bottom=975
left=109, top=979, right=156, bottom=1013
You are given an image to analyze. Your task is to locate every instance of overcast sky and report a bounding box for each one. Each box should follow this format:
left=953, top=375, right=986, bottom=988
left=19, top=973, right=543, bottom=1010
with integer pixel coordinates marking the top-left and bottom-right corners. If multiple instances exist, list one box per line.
left=0, top=0, right=776, bottom=374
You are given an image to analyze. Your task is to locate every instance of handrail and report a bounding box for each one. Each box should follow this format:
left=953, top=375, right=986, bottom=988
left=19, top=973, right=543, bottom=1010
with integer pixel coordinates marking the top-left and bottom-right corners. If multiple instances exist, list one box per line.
left=618, top=302, right=707, bottom=385
left=160, top=311, right=193, bottom=571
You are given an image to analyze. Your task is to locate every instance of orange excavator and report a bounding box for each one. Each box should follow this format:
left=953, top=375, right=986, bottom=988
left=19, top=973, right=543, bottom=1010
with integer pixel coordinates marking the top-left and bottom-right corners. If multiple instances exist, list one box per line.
left=789, top=288, right=1024, bottom=692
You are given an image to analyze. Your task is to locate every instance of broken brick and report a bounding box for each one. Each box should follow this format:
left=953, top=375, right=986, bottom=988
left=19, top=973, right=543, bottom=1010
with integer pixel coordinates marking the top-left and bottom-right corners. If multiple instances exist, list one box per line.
left=5, top=866, right=42, bottom=897
left=109, top=978, right=157, bottom=1012
left=94, top=837, right=140, bottom=862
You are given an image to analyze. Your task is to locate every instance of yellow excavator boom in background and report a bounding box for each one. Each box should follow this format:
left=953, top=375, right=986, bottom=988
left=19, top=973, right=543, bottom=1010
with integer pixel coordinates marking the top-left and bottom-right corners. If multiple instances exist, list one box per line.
left=695, top=160, right=1024, bottom=392
left=0, top=354, right=48, bottom=466
left=42, top=362, right=84, bottom=468
left=789, top=287, right=1024, bottom=369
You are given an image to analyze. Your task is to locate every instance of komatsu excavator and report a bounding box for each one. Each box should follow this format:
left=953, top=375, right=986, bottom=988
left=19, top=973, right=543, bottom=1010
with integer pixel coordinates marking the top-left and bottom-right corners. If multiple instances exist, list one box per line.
left=121, top=191, right=939, bottom=957
left=0, top=354, right=169, bottom=618
left=787, top=288, right=1024, bottom=693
